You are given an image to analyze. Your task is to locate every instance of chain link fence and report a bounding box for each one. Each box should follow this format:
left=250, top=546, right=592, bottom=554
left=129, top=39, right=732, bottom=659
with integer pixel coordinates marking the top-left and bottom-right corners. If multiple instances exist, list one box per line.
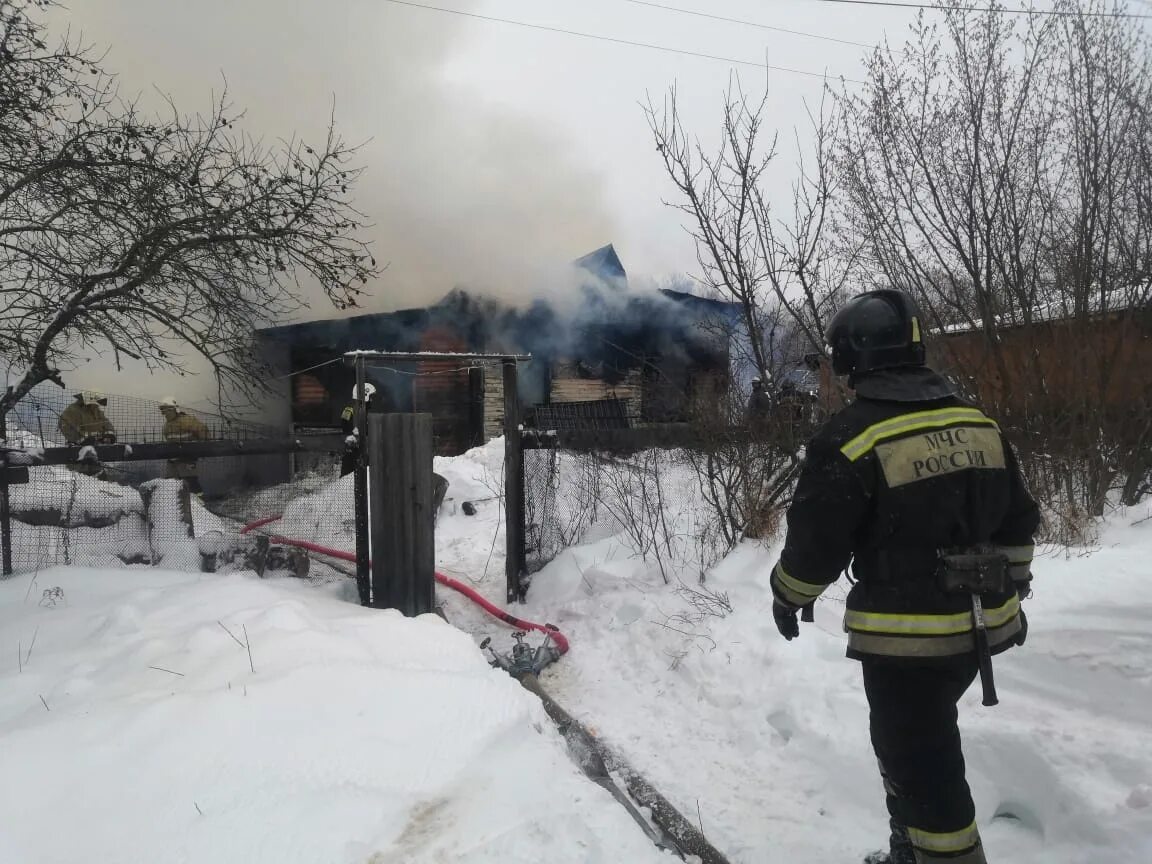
left=6, top=385, right=278, bottom=447
left=522, top=394, right=818, bottom=581
left=2, top=386, right=352, bottom=581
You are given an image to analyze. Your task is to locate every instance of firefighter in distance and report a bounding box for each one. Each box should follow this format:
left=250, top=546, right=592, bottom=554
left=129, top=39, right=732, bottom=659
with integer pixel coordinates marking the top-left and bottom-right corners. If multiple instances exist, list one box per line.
left=340, top=382, right=375, bottom=477
left=58, top=390, right=116, bottom=477
left=159, top=396, right=209, bottom=494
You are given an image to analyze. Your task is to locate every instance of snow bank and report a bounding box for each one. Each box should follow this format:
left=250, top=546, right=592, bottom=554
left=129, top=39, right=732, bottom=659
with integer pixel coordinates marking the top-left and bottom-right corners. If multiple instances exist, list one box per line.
left=0, top=567, right=673, bottom=863
left=276, top=438, right=509, bottom=565
left=424, top=439, right=1152, bottom=864
left=9, top=517, right=151, bottom=571
left=6, top=468, right=150, bottom=571
left=9, top=466, right=144, bottom=528
left=482, top=516, right=1152, bottom=864
left=277, top=471, right=357, bottom=555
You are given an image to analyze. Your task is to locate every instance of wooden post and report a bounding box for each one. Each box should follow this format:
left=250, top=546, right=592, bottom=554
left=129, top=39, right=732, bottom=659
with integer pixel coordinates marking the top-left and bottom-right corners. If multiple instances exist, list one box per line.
left=467, top=365, right=486, bottom=449
left=503, top=360, right=527, bottom=603
left=368, top=413, right=435, bottom=616
left=0, top=461, right=11, bottom=577
left=353, top=355, right=371, bottom=605
left=0, top=413, right=11, bottom=577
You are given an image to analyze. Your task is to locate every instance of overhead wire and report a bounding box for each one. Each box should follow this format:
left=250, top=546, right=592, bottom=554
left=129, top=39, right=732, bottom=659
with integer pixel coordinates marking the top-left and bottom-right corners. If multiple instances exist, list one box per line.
left=621, top=0, right=875, bottom=48
left=374, top=360, right=504, bottom=377
left=380, top=0, right=864, bottom=83
left=269, top=356, right=343, bottom=381
left=803, top=0, right=1151, bottom=19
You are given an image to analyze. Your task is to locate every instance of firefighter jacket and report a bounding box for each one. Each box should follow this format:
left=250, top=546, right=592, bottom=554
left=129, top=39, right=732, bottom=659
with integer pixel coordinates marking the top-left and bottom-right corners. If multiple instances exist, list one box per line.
left=58, top=403, right=116, bottom=445
left=341, top=399, right=376, bottom=438
left=771, top=368, right=1040, bottom=661
left=162, top=411, right=208, bottom=479
left=162, top=411, right=209, bottom=443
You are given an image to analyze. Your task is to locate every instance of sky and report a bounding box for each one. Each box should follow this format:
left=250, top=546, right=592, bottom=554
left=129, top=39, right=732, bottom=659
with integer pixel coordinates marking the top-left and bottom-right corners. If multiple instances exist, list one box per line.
left=53, top=0, right=916, bottom=306
left=41, top=0, right=1079, bottom=403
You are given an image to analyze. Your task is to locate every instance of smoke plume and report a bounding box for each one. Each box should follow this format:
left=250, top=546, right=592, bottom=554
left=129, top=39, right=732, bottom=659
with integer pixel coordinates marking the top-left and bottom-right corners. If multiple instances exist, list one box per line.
left=45, top=0, right=617, bottom=403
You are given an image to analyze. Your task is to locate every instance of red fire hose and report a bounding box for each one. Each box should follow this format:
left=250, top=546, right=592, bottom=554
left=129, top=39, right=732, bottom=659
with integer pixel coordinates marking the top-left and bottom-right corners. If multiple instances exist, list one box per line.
left=241, top=516, right=569, bottom=655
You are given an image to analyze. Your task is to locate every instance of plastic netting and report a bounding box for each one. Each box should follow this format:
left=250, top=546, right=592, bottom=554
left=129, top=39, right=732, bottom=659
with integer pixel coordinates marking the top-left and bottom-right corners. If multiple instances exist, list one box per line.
left=5, top=387, right=279, bottom=446
left=1, top=387, right=350, bottom=581
left=522, top=396, right=822, bottom=577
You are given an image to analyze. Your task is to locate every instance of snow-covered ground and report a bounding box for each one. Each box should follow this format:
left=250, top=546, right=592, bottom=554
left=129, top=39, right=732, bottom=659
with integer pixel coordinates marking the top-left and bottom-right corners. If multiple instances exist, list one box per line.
left=430, top=442, right=1152, bottom=864
left=0, top=568, right=673, bottom=863
left=3, top=438, right=1150, bottom=863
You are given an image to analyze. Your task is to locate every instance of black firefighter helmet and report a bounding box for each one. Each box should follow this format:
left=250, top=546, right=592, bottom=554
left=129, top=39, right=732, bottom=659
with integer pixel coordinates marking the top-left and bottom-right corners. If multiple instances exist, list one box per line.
left=826, top=289, right=926, bottom=377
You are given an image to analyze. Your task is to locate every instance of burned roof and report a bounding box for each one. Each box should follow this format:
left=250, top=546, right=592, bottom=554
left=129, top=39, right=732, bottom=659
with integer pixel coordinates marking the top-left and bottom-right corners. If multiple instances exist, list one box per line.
left=257, top=245, right=742, bottom=375
left=572, top=244, right=626, bottom=283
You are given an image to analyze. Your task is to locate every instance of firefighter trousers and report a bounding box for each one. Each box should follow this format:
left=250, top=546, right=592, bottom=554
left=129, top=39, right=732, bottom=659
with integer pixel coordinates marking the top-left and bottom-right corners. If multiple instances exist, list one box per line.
left=862, top=657, right=987, bottom=864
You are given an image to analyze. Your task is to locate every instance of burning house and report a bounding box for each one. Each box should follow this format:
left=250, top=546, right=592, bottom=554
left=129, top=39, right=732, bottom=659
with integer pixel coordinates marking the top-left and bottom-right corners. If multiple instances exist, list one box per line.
left=257, top=246, right=744, bottom=455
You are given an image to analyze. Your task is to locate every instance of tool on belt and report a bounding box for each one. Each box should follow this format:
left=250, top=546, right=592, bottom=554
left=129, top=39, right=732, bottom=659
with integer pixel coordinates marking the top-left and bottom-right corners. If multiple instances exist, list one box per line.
left=937, top=548, right=1011, bottom=707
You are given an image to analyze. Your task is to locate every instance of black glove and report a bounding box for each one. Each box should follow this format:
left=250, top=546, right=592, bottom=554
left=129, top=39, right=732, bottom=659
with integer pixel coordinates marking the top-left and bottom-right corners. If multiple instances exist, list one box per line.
left=773, top=601, right=800, bottom=641
left=1014, top=607, right=1028, bottom=647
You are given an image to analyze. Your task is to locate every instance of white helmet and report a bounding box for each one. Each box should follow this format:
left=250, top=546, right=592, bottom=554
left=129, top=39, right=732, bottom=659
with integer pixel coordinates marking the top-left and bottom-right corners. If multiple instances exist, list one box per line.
left=352, top=382, right=376, bottom=401
left=158, top=396, right=178, bottom=409
left=79, top=390, right=107, bottom=406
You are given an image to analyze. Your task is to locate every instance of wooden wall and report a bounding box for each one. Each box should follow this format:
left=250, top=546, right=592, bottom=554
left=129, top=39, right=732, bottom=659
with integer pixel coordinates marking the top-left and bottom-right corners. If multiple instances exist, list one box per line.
left=813, top=309, right=1152, bottom=422
left=412, top=327, right=473, bottom=456
left=550, top=362, right=643, bottom=409
left=933, top=311, right=1152, bottom=417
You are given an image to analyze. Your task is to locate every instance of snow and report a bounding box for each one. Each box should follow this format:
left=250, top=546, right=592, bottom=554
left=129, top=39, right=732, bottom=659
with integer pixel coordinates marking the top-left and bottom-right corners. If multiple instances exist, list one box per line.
left=4, top=436, right=1151, bottom=863
left=277, top=471, right=357, bottom=555
left=0, top=567, right=674, bottom=863
left=4, top=449, right=38, bottom=466
left=139, top=479, right=230, bottom=571
left=9, top=466, right=144, bottom=526
left=425, top=443, right=1152, bottom=864
left=344, top=350, right=531, bottom=360
left=5, top=468, right=150, bottom=570
left=9, top=516, right=151, bottom=570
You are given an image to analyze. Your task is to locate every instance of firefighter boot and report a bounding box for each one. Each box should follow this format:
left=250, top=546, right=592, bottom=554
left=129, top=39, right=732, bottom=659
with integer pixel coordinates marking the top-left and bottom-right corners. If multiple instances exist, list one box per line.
left=863, top=823, right=915, bottom=864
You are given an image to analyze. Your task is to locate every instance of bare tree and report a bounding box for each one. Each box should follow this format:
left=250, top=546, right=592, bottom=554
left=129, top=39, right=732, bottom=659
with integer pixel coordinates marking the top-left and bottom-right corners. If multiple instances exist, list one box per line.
left=836, top=0, right=1152, bottom=518
left=645, top=78, right=851, bottom=386
left=0, top=0, right=378, bottom=422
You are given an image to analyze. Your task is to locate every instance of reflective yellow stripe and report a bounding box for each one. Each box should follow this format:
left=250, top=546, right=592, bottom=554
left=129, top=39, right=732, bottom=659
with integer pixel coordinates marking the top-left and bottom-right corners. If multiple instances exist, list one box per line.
left=911, top=315, right=922, bottom=343
left=774, top=563, right=825, bottom=598
left=848, top=615, right=1020, bottom=657
left=908, top=821, right=981, bottom=854
left=996, top=544, right=1034, bottom=564
left=772, top=563, right=826, bottom=607
left=844, top=595, right=1019, bottom=636
left=840, top=408, right=999, bottom=462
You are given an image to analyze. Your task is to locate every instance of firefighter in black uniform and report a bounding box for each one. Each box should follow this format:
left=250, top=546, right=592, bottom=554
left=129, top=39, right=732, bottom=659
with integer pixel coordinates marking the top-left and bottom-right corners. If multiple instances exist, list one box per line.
left=769, top=290, right=1039, bottom=864
left=339, top=382, right=375, bottom=477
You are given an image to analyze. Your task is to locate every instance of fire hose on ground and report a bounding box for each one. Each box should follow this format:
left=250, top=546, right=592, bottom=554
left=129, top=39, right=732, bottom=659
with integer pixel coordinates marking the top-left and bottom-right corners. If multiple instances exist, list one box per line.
left=240, top=515, right=731, bottom=864
left=240, top=515, right=570, bottom=659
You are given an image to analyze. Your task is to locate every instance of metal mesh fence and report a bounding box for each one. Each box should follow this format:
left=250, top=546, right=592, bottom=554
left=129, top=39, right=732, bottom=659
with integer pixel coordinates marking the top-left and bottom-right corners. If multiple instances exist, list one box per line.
left=522, top=395, right=819, bottom=578
left=524, top=445, right=746, bottom=581
left=6, top=386, right=279, bottom=446
left=3, top=452, right=352, bottom=578
left=2, top=386, right=351, bottom=581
